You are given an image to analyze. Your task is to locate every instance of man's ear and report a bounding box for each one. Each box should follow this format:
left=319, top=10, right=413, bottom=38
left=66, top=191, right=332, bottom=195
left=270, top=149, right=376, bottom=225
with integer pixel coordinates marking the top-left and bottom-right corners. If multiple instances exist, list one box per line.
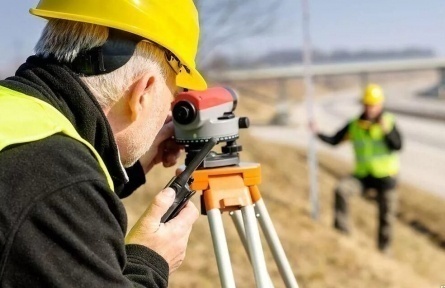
left=128, top=73, right=155, bottom=122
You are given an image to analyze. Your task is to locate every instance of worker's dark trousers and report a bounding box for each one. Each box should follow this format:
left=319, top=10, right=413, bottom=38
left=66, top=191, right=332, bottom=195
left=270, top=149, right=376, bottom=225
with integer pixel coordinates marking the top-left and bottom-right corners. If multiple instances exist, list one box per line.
left=333, top=176, right=398, bottom=252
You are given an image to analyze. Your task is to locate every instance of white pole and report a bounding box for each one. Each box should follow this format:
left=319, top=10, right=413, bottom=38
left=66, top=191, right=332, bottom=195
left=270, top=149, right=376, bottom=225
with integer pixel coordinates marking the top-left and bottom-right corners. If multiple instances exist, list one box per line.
left=207, top=209, right=236, bottom=288
left=255, top=199, right=300, bottom=288
left=301, top=0, right=320, bottom=219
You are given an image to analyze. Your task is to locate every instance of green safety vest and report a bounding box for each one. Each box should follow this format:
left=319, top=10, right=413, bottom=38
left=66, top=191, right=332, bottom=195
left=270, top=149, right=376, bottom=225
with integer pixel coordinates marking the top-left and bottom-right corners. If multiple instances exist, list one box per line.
left=348, top=113, right=399, bottom=178
left=0, top=85, right=114, bottom=191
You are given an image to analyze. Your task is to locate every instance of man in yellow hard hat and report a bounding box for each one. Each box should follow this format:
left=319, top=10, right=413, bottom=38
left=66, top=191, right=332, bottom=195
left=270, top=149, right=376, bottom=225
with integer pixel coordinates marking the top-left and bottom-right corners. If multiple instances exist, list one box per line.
left=0, top=0, right=206, bottom=286
left=312, top=84, right=402, bottom=253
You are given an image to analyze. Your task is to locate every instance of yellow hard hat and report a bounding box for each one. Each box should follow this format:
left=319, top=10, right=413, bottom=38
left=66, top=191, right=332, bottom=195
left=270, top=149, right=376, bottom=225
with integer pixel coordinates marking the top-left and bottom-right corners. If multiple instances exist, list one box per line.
left=30, top=0, right=207, bottom=90
left=362, top=84, right=384, bottom=105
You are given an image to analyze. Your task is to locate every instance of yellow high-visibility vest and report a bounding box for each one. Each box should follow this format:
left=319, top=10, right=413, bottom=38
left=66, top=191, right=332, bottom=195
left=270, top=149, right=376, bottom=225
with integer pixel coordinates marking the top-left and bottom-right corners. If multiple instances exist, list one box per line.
left=0, top=85, right=114, bottom=191
left=348, top=113, right=399, bottom=178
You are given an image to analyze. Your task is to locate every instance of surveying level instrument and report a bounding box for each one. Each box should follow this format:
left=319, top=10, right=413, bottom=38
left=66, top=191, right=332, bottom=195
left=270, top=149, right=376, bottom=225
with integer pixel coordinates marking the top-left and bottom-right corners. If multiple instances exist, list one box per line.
left=170, top=87, right=299, bottom=287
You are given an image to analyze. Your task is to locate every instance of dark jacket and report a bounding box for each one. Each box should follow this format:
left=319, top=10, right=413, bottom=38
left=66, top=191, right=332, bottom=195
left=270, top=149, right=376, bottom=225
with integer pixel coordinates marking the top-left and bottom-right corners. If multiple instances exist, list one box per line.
left=0, top=56, right=168, bottom=287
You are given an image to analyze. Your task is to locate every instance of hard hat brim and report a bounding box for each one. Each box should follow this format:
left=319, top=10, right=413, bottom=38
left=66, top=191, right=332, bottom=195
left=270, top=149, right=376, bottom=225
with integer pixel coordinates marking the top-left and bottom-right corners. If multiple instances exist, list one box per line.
left=177, top=67, right=207, bottom=91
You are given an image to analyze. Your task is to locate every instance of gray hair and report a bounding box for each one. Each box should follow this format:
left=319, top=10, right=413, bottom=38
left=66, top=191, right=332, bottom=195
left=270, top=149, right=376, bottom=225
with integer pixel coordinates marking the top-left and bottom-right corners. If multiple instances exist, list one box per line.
left=35, top=19, right=173, bottom=108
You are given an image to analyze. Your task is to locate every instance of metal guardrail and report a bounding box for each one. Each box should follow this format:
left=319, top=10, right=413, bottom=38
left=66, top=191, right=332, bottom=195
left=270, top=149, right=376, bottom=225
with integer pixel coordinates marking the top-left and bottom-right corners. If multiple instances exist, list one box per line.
left=207, top=58, right=445, bottom=81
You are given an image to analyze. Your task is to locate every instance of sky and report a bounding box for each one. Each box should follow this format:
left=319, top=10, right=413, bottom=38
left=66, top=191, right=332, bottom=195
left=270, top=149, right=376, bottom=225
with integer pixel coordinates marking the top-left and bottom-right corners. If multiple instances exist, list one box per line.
left=215, top=0, right=445, bottom=61
left=1, top=0, right=444, bottom=72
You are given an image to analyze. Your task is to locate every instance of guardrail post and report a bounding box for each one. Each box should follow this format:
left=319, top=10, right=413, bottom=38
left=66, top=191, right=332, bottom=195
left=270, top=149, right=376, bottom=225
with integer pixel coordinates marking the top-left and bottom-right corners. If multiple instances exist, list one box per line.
left=438, top=68, right=445, bottom=99
left=360, top=72, right=369, bottom=89
left=270, top=78, right=290, bottom=125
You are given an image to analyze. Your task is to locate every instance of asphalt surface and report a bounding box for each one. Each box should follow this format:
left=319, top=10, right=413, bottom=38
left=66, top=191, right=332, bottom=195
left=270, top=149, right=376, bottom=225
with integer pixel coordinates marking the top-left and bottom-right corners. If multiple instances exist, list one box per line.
left=249, top=78, right=445, bottom=198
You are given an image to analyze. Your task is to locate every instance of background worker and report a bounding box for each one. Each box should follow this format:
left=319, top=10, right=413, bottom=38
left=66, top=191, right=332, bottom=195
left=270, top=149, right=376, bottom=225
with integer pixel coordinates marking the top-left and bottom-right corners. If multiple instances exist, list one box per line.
left=311, top=84, right=403, bottom=252
left=0, top=0, right=207, bottom=286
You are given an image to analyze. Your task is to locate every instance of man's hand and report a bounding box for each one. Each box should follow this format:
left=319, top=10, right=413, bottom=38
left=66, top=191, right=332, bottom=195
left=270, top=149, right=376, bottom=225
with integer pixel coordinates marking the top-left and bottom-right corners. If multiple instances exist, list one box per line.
left=139, top=117, right=182, bottom=174
left=125, top=188, right=199, bottom=274
left=378, top=117, right=391, bottom=134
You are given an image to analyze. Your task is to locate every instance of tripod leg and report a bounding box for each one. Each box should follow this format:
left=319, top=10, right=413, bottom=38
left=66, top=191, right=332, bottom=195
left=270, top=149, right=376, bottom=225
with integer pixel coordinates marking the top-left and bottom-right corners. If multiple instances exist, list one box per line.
left=208, top=208, right=236, bottom=288
left=231, top=210, right=275, bottom=288
left=230, top=210, right=249, bottom=255
left=254, top=199, right=299, bottom=288
left=241, top=205, right=270, bottom=288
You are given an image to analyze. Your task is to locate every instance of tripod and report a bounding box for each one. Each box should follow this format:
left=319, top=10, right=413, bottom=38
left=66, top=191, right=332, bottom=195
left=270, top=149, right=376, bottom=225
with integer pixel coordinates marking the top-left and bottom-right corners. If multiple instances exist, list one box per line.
left=190, top=162, right=299, bottom=288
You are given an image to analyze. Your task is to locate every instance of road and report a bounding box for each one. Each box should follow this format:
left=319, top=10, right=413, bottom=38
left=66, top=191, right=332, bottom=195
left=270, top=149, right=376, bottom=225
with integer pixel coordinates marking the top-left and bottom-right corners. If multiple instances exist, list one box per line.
left=248, top=79, right=445, bottom=198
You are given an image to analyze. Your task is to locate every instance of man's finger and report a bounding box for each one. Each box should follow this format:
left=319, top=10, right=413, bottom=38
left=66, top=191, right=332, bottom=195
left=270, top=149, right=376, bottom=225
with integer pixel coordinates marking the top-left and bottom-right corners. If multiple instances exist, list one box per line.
left=153, top=122, right=175, bottom=145
left=162, top=147, right=181, bottom=167
left=175, top=166, right=185, bottom=176
left=164, top=137, right=181, bottom=149
left=163, top=153, right=178, bottom=167
left=164, top=114, right=173, bottom=124
left=144, top=188, right=176, bottom=222
left=167, top=201, right=199, bottom=229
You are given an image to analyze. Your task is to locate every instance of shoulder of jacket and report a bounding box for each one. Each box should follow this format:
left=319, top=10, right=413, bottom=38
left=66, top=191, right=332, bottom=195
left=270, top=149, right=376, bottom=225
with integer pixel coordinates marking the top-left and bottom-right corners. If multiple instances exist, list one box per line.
left=1, top=134, right=107, bottom=186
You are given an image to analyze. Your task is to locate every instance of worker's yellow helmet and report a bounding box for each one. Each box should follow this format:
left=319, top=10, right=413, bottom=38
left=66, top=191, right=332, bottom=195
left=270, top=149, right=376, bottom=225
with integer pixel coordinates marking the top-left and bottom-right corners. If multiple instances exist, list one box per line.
left=30, top=0, right=207, bottom=90
left=362, top=84, right=385, bottom=105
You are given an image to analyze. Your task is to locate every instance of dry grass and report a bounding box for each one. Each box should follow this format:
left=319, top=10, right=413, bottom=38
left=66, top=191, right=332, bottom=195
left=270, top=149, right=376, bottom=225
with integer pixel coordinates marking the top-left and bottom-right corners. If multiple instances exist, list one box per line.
left=122, top=131, right=445, bottom=287
left=317, top=151, right=445, bottom=249
left=122, top=74, right=445, bottom=287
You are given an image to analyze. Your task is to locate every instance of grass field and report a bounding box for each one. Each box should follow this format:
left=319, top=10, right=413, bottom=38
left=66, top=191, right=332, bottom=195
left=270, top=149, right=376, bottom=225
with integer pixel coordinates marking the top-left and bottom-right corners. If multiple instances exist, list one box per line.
left=123, top=131, right=445, bottom=287
left=123, top=75, right=445, bottom=287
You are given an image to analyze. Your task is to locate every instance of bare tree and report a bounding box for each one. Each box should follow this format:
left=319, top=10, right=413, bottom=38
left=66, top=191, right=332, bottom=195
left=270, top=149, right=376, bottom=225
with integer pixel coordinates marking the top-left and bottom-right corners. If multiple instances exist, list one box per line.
left=195, top=0, right=283, bottom=71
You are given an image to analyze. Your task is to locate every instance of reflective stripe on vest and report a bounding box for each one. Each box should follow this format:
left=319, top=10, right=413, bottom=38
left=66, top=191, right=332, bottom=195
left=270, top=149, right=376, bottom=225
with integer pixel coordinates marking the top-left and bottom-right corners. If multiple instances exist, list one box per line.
left=0, top=85, right=114, bottom=191
left=348, top=113, right=399, bottom=178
